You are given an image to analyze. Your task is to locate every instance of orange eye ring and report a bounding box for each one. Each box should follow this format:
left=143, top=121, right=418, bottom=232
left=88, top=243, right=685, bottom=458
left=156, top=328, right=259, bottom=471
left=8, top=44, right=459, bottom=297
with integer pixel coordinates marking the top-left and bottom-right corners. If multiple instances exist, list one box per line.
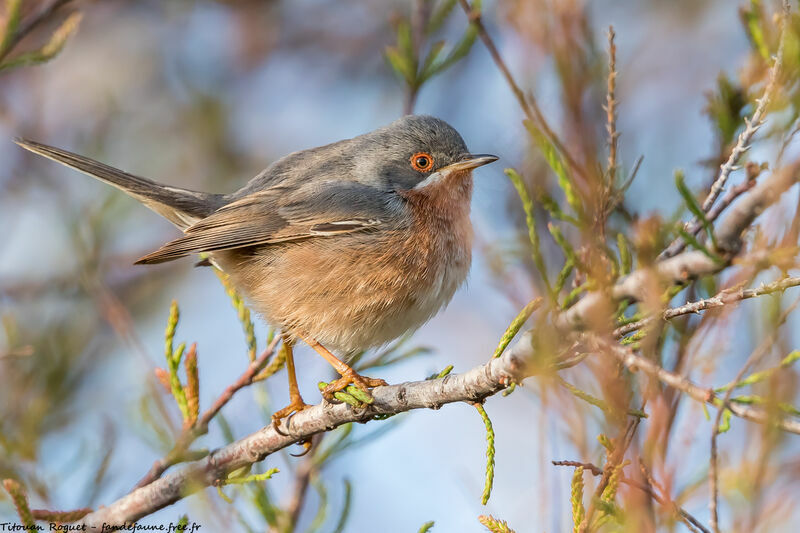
left=410, top=152, right=434, bottom=172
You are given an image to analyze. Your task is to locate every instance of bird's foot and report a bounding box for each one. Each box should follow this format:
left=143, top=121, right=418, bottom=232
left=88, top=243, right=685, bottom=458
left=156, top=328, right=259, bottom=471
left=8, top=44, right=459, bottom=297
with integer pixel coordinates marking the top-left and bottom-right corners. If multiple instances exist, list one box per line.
left=321, top=368, right=388, bottom=404
left=271, top=394, right=312, bottom=434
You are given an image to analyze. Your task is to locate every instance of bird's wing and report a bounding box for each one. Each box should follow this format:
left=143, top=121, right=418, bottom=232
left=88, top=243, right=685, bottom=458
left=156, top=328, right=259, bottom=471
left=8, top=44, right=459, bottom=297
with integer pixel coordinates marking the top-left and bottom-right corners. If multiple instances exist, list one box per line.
left=135, top=182, right=398, bottom=264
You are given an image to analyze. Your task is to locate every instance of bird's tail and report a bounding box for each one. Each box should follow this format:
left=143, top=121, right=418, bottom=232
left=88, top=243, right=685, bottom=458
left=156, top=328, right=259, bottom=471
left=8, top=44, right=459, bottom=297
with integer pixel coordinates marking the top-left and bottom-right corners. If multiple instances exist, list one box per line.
left=14, top=138, right=224, bottom=230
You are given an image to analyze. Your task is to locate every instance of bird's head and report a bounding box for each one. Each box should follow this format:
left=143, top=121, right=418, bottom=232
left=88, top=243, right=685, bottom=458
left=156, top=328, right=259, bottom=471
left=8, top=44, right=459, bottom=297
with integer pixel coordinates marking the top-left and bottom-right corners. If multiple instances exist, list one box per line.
left=353, top=115, right=497, bottom=194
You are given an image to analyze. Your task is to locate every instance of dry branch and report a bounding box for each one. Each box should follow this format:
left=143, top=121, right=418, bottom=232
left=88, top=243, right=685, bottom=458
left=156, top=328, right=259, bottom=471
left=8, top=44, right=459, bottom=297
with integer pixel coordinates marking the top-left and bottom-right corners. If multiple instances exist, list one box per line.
left=661, top=3, right=788, bottom=259
left=79, top=350, right=525, bottom=526
left=558, top=161, right=800, bottom=330
left=613, top=276, right=800, bottom=337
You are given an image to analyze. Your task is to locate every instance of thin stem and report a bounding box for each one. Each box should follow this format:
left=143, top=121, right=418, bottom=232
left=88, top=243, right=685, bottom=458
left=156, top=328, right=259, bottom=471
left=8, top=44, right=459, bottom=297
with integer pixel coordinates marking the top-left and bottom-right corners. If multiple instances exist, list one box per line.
left=660, top=3, right=788, bottom=259
left=133, top=335, right=282, bottom=489
left=605, top=26, right=619, bottom=179
left=456, top=0, right=587, bottom=183
left=614, top=276, right=800, bottom=337
left=708, top=293, right=800, bottom=533
left=552, top=460, right=709, bottom=533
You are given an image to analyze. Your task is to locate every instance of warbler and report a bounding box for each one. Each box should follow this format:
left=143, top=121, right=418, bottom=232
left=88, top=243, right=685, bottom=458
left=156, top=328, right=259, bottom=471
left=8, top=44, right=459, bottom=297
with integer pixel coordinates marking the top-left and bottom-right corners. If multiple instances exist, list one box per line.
left=15, top=114, right=498, bottom=425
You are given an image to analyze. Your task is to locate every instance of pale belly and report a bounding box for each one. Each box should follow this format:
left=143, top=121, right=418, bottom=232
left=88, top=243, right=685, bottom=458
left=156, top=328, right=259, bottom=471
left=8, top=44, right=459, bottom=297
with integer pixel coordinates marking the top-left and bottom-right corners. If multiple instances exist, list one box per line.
left=218, top=226, right=471, bottom=355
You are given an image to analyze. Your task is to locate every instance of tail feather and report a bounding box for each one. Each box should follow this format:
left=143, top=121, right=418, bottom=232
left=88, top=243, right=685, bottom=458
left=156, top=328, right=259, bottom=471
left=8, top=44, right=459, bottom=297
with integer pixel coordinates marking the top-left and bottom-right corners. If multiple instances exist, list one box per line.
left=14, top=138, right=223, bottom=230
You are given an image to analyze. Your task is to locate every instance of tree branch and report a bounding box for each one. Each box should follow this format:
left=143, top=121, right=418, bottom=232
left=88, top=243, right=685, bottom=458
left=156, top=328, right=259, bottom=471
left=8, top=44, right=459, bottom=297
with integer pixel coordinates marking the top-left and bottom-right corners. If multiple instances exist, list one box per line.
left=79, top=348, right=527, bottom=526
left=558, top=161, right=800, bottom=330
left=552, top=460, right=709, bottom=533
left=613, top=276, right=800, bottom=337
left=134, top=335, right=283, bottom=489
left=660, top=1, right=788, bottom=259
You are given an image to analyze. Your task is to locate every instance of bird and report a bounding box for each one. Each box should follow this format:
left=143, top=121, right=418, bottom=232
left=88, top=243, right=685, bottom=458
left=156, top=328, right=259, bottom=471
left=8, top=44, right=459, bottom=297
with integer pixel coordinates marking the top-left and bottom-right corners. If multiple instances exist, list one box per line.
left=15, top=114, right=498, bottom=427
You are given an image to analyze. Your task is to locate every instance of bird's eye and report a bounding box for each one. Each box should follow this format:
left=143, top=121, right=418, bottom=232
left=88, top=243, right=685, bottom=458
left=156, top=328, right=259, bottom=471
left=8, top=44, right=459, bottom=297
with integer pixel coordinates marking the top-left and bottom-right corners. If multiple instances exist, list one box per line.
left=410, top=152, right=434, bottom=172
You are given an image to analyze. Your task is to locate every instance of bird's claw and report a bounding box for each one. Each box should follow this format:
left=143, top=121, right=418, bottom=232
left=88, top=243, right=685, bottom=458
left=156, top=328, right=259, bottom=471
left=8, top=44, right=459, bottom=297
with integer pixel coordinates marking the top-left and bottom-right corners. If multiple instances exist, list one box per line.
left=271, top=396, right=312, bottom=435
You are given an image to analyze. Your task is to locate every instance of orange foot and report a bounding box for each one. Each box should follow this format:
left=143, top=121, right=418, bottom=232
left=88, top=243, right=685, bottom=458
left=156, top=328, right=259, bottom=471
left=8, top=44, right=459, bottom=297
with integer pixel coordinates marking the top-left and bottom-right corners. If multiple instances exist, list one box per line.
left=271, top=395, right=312, bottom=433
left=322, top=368, right=388, bottom=403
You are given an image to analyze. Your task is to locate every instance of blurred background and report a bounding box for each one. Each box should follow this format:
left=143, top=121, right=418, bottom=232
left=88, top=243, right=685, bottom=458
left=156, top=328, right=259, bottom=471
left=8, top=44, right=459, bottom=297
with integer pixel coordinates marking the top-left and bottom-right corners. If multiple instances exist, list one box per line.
left=1, top=0, right=798, bottom=531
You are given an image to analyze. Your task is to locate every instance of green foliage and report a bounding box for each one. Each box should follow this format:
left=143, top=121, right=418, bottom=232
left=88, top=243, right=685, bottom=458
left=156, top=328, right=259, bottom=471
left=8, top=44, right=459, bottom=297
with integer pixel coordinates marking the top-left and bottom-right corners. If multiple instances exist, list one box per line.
left=554, top=261, right=575, bottom=295
left=717, top=407, right=732, bottom=434
left=214, top=269, right=258, bottom=362
left=492, top=298, right=542, bottom=358
left=562, top=282, right=592, bottom=310
left=525, top=121, right=583, bottom=217
left=715, top=350, right=800, bottom=392
left=307, top=476, right=329, bottom=533
left=163, top=301, right=191, bottom=423
left=617, top=233, right=632, bottom=275
left=740, top=0, right=770, bottom=60
left=224, top=467, right=280, bottom=486
left=559, top=378, right=648, bottom=419
left=385, top=0, right=481, bottom=98
left=537, top=187, right=580, bottom=225
left=331, top=479, right=352, bottom=533
left=506, top=168, right=552, bottom=296
left=426, top=364, right=454, bottom=379
left=674, top=169, right=718, bottom=249
left=418, top=521, right=435, bottom=533
left=704, top=73, right=747, bottom=149
left=0, top=9, right=83, bottom=72
left=478, top=514, right=515, bottom=533
left=474, top=403, right=495, bottom=505
left=729, top=395, right=800, bottom=417
left=597, top=433, right=614, bottom=453
left=570, top=467, right=585, bottom=532
left=0, top=0, right=22, bottom=57
left=2, top=479, right=34, bottom=528
left=548, top=222, right=580, bottom=269
left=675, top=223, right=724, bottom=264
left=601, top=460, right=629, bottom=502
left=317, top=380, right=373, bottom=406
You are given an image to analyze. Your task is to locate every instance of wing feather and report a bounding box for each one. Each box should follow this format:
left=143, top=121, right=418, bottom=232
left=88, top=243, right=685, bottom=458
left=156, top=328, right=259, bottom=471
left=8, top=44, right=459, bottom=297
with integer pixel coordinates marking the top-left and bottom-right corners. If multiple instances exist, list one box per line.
left=135, top=182, right=397, bottom=264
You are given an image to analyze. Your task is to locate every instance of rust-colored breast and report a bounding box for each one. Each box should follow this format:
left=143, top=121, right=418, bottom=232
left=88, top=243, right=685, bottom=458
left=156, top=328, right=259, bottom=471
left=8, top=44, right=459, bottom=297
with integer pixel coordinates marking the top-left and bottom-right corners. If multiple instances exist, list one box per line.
left=221, top=171, right=474, bottom=355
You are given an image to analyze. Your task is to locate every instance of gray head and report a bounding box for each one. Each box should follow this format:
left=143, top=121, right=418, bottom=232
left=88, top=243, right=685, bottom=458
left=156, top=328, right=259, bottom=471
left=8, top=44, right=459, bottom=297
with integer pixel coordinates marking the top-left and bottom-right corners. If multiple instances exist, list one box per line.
left=235, top=115, right=497, bottom=197
left=357, top=115, right=497, bottom=191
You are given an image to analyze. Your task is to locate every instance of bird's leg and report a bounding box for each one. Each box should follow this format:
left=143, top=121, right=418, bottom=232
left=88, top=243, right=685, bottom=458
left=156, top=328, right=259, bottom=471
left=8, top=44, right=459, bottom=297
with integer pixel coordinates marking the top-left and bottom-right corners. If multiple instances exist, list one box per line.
left=271, top=338, right=312, bottom=430
left=301, top=336, right=388, bottom=402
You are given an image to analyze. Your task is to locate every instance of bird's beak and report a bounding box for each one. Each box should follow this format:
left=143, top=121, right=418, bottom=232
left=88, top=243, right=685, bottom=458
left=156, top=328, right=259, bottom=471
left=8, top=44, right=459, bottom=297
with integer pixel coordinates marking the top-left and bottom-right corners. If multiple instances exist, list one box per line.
left=440, top=154, right=499, bottom=174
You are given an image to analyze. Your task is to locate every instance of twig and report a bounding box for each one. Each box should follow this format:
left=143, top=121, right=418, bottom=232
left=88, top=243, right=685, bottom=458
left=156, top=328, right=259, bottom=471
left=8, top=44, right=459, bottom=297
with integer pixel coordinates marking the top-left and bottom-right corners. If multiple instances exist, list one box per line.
left=639, top=462, right=709, bottom=533
left=588, top=336, right=800, bottom=435
left=404, top=0, right=429, bottom=115
left=285, top=451, right=315, bottom=531
left=552, top=460, right=709, bottom=533
left=702, top=5, right=786, bottom=213
left=577, top=417, right=641, bottom=533
left=703, top=178, right=757, bottom=226
left=661, top=2, right=788, bottom=259
left=559, top=160, right=800, bottom=330
left=605, top=26, right=619, bottom=179
left=708, top=293, right=800, bottom=533
left=613, top=276, right=800, bottom=337
left=456, top=0, right=587, bottom=183
left=133, top=335, right=282, bottom=489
